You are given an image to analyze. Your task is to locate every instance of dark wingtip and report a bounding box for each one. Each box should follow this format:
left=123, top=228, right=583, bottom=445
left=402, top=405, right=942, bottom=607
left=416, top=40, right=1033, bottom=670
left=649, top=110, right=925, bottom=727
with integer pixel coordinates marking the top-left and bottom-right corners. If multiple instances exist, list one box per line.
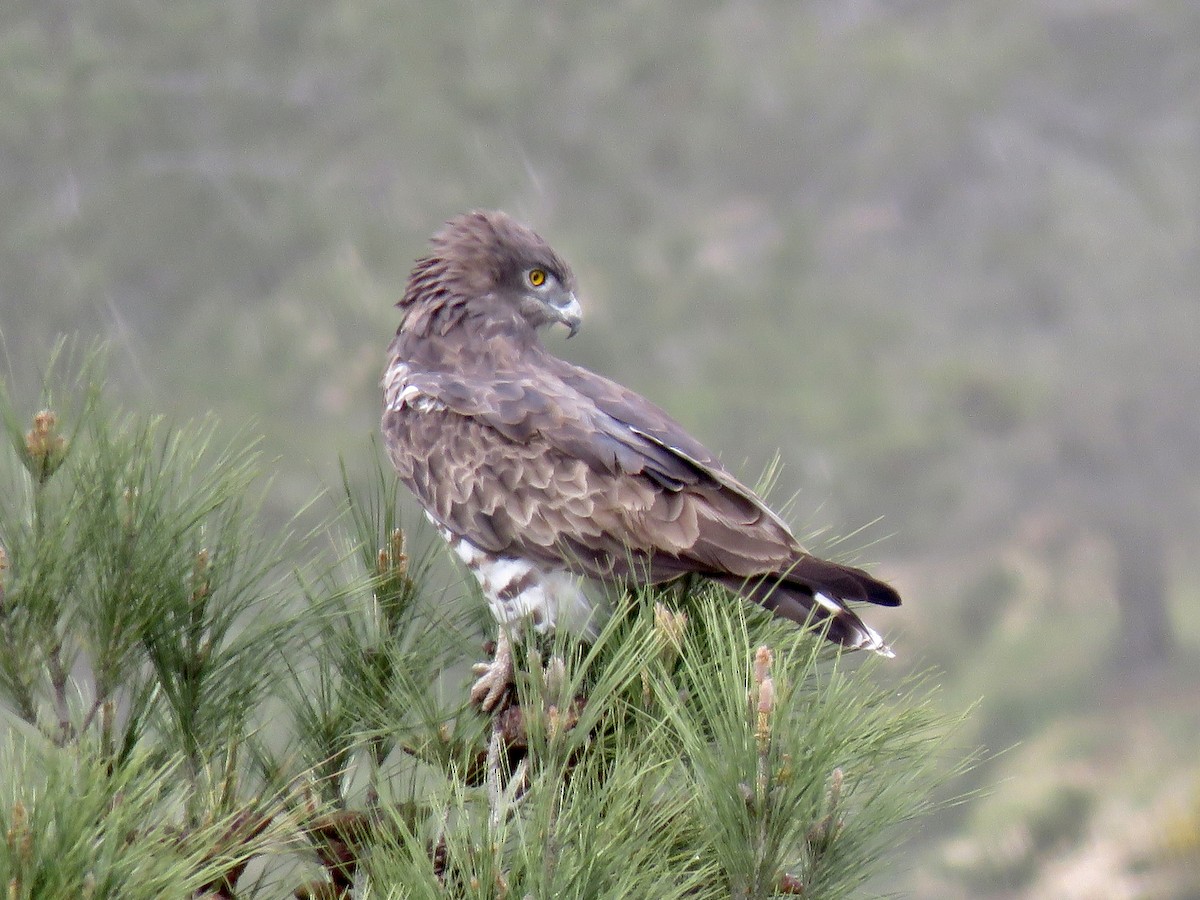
left=792, top=556, right=902, bottom=607
left=864, top=577, right=902, bottom=608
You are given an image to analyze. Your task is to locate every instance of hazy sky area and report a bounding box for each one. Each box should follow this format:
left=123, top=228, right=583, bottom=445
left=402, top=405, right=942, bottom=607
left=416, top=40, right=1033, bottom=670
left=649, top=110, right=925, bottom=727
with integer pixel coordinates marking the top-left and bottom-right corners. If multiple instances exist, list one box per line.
left=1, top=2, right=1198, bottom=896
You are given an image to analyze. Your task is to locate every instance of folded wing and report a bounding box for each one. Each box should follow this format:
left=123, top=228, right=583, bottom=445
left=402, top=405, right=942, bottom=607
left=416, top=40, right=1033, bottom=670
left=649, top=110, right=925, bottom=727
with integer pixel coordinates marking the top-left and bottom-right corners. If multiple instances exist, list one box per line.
left=382, top=356, right=897, bottom=654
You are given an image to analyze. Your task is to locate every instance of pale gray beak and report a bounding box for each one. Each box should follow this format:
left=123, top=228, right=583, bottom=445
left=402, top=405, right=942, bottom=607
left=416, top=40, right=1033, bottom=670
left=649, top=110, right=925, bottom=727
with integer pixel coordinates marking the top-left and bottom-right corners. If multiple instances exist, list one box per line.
left=555, top=293, right=582, bottom=338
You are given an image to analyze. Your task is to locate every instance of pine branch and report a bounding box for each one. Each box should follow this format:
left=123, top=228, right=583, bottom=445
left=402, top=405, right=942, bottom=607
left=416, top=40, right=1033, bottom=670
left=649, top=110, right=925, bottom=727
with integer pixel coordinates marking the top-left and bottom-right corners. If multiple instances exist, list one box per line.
left=0, top=353, right=968, bottom=898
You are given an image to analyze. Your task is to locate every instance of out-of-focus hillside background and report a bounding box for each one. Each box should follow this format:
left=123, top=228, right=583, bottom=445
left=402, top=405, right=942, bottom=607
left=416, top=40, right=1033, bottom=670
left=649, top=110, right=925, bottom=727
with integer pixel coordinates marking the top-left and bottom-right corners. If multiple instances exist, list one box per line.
left=2, top=1, right=1198, bottom=896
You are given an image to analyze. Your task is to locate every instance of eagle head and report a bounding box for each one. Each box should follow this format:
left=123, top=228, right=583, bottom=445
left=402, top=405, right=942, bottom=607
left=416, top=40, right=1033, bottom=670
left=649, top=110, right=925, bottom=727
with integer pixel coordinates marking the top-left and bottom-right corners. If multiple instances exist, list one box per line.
left=400, top=210, right=582, bottom=339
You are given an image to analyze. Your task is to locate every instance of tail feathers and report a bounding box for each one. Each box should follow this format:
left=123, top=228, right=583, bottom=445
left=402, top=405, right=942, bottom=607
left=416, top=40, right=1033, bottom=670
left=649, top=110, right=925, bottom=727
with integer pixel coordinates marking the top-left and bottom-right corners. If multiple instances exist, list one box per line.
left=716, top=556, right=898, bottom=657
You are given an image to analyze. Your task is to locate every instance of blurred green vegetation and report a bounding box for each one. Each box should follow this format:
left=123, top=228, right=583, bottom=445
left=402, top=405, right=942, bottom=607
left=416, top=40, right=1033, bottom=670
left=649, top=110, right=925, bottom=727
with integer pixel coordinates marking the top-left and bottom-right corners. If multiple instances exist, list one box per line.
left=2, top=0, right=1198, bottom=895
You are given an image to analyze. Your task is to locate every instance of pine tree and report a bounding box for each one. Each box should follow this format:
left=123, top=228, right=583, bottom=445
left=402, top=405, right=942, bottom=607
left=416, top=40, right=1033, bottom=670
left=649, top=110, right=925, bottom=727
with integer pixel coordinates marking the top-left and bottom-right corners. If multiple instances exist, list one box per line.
left=0, top=347, right=964, bottom=898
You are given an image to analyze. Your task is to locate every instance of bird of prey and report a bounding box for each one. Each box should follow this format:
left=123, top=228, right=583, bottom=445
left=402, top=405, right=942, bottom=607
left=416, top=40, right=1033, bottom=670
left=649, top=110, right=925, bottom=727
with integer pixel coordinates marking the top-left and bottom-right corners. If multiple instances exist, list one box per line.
left=382, top=211, right=899, bottom=710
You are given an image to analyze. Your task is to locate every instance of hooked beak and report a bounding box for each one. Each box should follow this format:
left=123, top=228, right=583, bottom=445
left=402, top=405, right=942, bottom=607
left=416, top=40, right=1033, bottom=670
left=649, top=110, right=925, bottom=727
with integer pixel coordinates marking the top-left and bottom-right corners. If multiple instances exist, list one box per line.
left=555, top=293, right=582, bottom=338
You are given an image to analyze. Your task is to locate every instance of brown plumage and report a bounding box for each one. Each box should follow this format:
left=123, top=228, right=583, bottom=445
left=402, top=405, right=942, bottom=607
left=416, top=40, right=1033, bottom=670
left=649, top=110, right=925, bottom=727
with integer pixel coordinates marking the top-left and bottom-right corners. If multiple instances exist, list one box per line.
left=383, top=211, right=899, bottom=708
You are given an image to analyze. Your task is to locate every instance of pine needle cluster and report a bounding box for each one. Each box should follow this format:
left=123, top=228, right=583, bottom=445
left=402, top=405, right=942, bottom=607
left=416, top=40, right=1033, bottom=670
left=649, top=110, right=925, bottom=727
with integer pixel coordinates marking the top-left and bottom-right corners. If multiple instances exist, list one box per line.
left=0, top=347, right=965, bottom=898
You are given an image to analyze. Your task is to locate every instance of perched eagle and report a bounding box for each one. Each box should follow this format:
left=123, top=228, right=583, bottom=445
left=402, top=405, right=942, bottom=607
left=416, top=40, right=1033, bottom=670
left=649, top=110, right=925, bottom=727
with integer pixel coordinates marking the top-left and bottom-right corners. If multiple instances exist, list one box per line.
left=382, top=211, right=899, bottom=710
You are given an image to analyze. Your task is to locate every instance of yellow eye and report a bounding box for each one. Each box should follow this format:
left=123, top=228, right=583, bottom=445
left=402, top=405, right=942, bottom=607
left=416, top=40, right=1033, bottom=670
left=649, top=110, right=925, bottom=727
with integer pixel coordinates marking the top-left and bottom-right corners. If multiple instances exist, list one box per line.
left=528, top=268, right=547, bottom=288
